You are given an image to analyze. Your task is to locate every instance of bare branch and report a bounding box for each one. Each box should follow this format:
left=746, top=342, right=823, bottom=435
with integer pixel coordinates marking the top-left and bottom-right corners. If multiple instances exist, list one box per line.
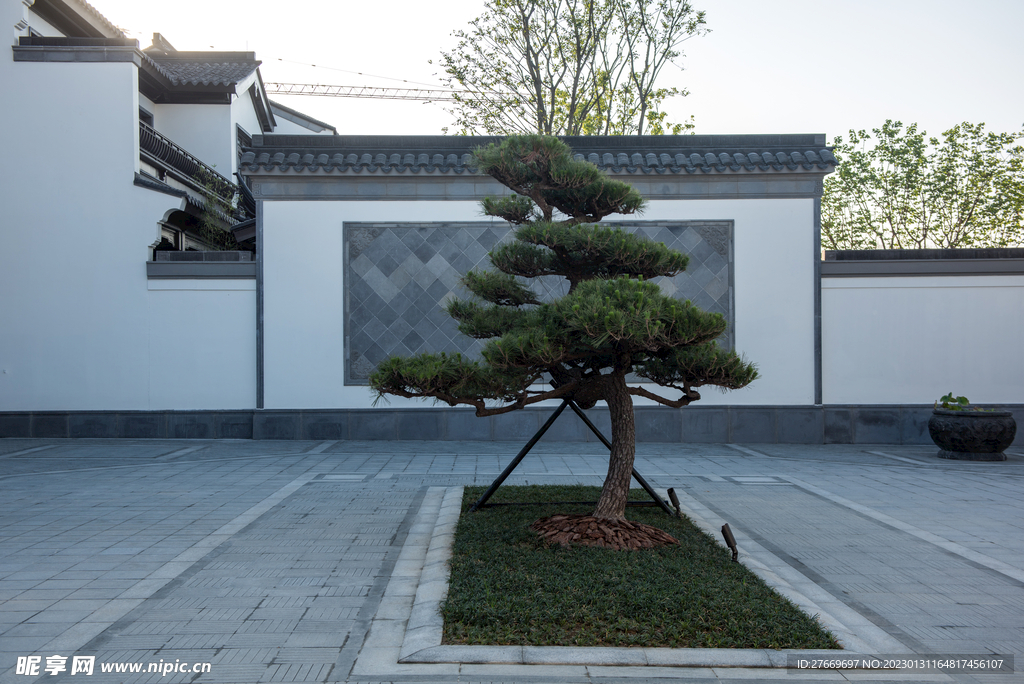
left=626, top=384, right=699, bottom=408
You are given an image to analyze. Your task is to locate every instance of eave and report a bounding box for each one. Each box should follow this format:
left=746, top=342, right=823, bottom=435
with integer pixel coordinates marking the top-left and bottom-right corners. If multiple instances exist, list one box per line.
left=28, top=0, right=125, bottom=38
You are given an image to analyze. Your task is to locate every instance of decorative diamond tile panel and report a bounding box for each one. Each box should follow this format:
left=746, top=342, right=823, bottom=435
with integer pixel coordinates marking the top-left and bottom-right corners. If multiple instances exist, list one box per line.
left=344, top=221, right=733, bottom=384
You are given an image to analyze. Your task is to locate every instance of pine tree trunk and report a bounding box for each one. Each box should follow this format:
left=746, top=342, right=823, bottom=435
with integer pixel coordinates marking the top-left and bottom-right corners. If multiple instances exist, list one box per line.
left=592, top=372, right=635, bottom=521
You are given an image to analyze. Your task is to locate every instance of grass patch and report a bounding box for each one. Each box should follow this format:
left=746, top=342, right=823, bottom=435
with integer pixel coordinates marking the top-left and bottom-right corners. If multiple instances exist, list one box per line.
left=442, top=485, right=841, bottom=649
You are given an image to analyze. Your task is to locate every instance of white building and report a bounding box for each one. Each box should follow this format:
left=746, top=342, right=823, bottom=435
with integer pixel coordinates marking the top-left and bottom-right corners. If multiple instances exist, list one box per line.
left=0, top=0, right=333, bottom=432
left=1, top=0, right=1021, bottom=442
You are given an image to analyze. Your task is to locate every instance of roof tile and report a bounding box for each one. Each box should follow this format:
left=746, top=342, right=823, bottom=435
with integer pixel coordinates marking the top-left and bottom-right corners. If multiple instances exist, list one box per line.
left=239, top=135, right=838, bottom=176
left=148, top=54, right=260, bottom=88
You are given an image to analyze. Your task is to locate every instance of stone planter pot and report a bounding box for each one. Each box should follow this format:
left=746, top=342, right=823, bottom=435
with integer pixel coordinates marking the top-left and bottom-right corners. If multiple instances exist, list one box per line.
left=928, top=408, right=1016, bottom=461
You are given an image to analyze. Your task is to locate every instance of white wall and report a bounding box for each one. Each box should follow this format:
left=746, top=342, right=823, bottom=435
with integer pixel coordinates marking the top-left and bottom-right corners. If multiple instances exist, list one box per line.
left=0, top=59, right=152, bottom=410
left=262, top=198, right=816, bottom=409
left=822, top=275, right=1024, bottom=405
left=0, top=52, right=255, bottom=410
left=263, top=201, right=487, bottom=410
left=139, top=93, right=157, bottom=120
left=156, top=88, right=266, bottom=179
left=148, top=281, right=256, bottom=409
left=153, top=103, right=234, bottom=179
left=25, top=8, right=61, bottom=36
left=231, top=89, right=264, bottom=173
left=271, top=116, right=332, bottom=136
left=641, top=199, right=816, bottom=406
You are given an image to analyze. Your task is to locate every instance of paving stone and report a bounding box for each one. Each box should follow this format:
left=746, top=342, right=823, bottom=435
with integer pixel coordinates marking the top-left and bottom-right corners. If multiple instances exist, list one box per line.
left=0, top=635, right=53, bottom=652
left=3, top=621, right=69, bottom=637
left=2, top=440, right=1023, bottom=684
left=281, top=632, right=344, bottom=648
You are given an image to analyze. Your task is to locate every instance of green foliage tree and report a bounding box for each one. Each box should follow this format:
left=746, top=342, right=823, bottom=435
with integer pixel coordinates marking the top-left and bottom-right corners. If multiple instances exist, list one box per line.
left=822, top=120, right=1024, bottom=249
left=435, top=0, right=706, bottom=136
left=370, top=136, right=756, bottom=523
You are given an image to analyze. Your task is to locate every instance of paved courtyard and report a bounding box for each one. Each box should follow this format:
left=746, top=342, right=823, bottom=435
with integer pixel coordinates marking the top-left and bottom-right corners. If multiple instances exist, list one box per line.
left=1, top=436, right=1022, bottom=684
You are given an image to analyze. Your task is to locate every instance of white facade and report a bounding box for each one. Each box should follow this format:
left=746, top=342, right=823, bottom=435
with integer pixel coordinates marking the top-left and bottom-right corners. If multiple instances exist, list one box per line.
left=641, top=199, right=816, bottom=406
left=151, top=103, right=237, bottom=178
left=0, top=51, right=257, bottom=410
left=0, top=59, right=164, bottom=409
left=822, top=275, right=1024, bottom=405
left=147, top=281, right=257, bottom=409
left=261, top=198, right=817, bottom=409
left=0, top=0, right=327, bottom=412
left=146, top=79, right=267, bottom=179
left=2, top=0, right=1019, bottom=435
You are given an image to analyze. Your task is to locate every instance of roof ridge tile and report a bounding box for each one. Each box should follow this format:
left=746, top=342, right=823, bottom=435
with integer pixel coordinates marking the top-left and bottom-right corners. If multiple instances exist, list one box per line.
left=238, top=139, right=838, bottom=176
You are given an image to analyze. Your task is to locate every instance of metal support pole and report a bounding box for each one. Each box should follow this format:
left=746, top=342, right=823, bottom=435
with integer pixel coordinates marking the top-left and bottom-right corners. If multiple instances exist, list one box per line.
left=629, top=468, right=675, bottom=516
left=469, top=400, right=570, bottom=512
left=566, top=400, right=612, bottom=449
left=566, top=401, right=675, bottom=516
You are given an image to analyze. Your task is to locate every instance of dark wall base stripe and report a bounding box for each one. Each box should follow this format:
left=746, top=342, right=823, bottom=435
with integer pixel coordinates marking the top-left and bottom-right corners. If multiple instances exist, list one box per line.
left=1, top=406, right=1021, bottom=446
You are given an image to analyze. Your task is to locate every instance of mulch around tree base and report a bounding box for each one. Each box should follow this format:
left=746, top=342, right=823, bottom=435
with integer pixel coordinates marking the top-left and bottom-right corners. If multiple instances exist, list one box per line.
left=530, top=514, right=678, bottom=551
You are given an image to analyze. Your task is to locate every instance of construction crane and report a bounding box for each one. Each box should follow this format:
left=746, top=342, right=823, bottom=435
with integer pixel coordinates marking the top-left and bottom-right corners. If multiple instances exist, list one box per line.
left=264, top=83, right=463, bottom=102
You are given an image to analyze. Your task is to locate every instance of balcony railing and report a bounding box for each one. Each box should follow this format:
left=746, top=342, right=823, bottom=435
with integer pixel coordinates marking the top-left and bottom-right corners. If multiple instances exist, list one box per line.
left=139, top=122, right=236, bottom=202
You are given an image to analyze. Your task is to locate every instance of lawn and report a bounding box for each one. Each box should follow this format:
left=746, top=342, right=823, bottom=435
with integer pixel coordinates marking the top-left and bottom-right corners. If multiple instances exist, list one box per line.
left=442, top=485, right=841, bottom=649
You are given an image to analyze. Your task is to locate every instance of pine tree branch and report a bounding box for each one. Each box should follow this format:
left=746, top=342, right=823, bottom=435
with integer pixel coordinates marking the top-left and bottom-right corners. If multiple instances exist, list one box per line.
left=460, top=270, right=541, bottom=306
left=627, top=384, right=699, bottom=408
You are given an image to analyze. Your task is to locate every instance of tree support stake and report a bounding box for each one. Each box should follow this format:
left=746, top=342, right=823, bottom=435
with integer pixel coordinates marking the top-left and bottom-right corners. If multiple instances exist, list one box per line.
left=469, top=399, right=675, bottom=515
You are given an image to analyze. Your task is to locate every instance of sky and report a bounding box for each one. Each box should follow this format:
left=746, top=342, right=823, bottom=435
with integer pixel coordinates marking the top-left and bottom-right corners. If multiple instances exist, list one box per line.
left=89, top=0, right=1024, bottom=142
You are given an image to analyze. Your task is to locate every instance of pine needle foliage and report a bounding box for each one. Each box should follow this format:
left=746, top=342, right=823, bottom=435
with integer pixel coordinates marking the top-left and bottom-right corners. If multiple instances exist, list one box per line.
left=369, top=135, right=757, bottom=521
left=475, top=135, right=645, bottom=224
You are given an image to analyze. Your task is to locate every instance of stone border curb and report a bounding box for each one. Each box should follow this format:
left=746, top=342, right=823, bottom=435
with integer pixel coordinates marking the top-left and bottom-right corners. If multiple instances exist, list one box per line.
left=398, top=486, right=463, bottom=661
left=388, top=486, right=917, bottom=669
left=352, top=487, right=460, bottom=677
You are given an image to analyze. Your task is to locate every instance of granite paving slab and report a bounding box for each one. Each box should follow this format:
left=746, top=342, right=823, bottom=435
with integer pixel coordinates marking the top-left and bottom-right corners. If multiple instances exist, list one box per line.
left=2, top=439, right=1022, bottom=683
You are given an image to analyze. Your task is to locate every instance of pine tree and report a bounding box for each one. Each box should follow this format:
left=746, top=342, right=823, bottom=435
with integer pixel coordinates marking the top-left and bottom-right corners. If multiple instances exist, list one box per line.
left=370, top=135, right=757, bottom=542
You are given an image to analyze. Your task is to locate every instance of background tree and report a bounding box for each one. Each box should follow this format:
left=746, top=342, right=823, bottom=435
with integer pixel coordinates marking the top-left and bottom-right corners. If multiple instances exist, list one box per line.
left=822, top=120, right=1024, bottom=250
left=370, top=136, right=756, bottom=545
left=435, top=0, right=706, bottom=136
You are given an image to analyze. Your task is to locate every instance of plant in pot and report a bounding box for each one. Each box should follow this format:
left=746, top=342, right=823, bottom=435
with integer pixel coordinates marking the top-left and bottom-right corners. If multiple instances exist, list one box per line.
left=928, top=393, right=1017, bottom=461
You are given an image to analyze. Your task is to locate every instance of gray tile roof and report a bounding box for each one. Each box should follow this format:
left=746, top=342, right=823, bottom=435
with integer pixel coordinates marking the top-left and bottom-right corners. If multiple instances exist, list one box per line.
left=77, top=0, right=127, bottom=38
left=147, top=52, right=260, bottom=88
left=240, top=134, right=837, bottom=175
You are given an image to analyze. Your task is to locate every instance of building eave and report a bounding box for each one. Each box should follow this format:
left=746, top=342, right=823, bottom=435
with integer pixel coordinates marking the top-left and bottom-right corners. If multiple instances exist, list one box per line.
left=27, top=0, right=126, bottom=39
left=239, top=134, right=838, bottom=177
left=250, top=70, right=276, bottom=133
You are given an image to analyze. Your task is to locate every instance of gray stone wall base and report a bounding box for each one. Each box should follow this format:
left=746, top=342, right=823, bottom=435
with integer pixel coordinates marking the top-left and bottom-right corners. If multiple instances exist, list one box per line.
left=0, top=411, right=255, bottom=440
left=1, top=406, right=1021, bottom=445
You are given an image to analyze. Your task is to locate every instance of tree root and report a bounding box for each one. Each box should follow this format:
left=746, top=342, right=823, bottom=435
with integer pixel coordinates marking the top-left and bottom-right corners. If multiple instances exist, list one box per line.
left=530, top=514, right=678, bottom=551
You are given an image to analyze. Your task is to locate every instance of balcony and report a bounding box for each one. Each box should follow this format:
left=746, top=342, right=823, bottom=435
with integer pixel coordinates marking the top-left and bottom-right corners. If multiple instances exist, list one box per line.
left=139, top=122, right=238, bottom=206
